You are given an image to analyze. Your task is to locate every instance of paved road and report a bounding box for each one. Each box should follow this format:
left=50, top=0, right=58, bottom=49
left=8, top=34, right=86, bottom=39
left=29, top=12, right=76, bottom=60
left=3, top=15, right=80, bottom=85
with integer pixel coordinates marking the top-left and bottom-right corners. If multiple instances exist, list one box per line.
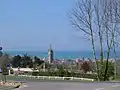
left=15, top=81, right=120, bottom=90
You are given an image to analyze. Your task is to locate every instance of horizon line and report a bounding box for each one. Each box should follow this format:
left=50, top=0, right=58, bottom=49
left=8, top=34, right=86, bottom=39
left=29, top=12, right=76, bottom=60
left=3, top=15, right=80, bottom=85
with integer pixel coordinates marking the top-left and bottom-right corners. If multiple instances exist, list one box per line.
left=2, top=50, right=120, bottom=52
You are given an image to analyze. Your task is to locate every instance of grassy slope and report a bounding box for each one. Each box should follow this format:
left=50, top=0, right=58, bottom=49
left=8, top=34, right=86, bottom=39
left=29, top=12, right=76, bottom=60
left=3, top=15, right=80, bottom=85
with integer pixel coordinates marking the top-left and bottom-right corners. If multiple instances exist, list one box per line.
left=115, top=76, right=120, bottom=81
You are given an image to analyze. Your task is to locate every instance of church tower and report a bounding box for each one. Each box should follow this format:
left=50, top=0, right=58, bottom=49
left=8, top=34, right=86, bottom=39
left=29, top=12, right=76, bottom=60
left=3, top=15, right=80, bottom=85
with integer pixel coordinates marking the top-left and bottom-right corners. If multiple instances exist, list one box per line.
left=48, top=44, right=53, bottom=64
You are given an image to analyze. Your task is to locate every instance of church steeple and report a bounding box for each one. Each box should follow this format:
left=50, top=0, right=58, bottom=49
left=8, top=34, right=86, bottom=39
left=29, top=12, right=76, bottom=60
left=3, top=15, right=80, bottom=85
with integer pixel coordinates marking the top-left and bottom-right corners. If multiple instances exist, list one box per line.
left=48, top=44, right=53, bottom=64
left=50, top=44, right=52, bottom=50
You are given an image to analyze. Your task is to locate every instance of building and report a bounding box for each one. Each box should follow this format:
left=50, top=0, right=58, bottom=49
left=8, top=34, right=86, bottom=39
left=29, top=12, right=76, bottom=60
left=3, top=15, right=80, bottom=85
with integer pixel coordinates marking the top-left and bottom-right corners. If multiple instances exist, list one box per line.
left=0, top=46, right=2, bottom=56
left=0, top=46, right=2, bottom=73
left=48, top=44, right=54, bottom=64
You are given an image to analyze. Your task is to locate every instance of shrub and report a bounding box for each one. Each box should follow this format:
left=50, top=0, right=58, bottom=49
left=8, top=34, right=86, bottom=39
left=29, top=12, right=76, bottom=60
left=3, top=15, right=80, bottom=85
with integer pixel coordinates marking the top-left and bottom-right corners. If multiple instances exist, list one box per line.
left=64, top=78, right=71, bottom=80
left=32, top=72, right=39, bottom=76
left=10, top=68, right=14, bottom=74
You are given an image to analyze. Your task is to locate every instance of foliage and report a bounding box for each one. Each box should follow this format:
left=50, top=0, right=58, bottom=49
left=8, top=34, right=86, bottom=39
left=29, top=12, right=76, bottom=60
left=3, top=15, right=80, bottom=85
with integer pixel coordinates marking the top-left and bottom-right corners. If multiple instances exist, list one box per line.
left=12, top=55, right=21, bottom=68
left=97, top=61, right=114, bottom=81
left=34, top=56, right=44, bottom=65
left=70, top=0, right=120, bottom=81
left=0, top=54, right=10, bottom=82
left=11, top=54, right=44, bottom=68
left=10, top=68, right=14, bottom=74
left=31, top=70, right=97, bottom=80
left=31, top=61, right=113, bottom=81
left=9, top=53, right=115, bottom=81
left=81, top=62, right=90, bottom=73
left=32, top=72, right=39, bottom=76
left=64, top=78, right=71, bottom=80
left=21, top=54, right=33, bottom=68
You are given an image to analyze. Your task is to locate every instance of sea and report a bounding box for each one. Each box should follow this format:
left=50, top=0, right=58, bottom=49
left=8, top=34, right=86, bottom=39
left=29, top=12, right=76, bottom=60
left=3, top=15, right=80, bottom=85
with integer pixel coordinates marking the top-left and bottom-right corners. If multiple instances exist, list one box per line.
left=1, top=50, right=120, bottom=59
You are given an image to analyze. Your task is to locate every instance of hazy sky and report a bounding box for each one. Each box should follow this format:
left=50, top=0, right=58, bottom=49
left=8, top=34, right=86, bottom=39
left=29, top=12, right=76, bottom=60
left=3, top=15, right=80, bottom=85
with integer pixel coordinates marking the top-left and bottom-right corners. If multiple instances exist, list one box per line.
left=0, top=0, right=92, bottom=51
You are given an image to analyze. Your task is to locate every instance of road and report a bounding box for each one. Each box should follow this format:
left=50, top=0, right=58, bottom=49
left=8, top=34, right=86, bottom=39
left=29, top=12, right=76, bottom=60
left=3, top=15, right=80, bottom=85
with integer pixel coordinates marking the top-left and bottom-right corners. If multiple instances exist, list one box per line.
left=15, top=81, right=120, bottom=90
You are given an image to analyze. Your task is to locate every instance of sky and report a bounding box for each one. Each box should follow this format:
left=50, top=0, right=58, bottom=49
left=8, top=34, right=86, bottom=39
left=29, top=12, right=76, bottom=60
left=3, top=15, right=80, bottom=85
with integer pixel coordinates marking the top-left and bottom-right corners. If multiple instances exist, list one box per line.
left=0, top=0, right=92, bottom=51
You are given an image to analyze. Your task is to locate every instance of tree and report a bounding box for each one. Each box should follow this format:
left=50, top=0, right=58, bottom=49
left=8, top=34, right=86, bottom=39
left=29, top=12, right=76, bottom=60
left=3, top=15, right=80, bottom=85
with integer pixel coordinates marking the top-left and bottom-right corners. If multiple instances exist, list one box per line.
left=70, top=0, right=120, bottom=81
left=21, top=54, right=32, bottom=68
left=100, top=0, right=120, bottom=81
left=94, top=0, right=104, bottom=64
left=70, top=0, right=99, bottom=80
left=12, top=55, right=22, bottom=68
left=97, top=61, right=114, bottom=81
left=34, top=56, right=44, bottom=65
left=81, top=61, right=90, bottom=73
left=0, top=54, right=10, bottom=83
left=32, top=56, right=44, bottom=70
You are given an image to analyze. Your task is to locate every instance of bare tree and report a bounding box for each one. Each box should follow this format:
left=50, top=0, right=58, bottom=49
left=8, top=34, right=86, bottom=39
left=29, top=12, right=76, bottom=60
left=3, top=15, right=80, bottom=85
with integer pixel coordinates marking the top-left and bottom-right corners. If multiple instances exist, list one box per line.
left=70, top=0, right=120, bottom=81
left=112, top=0, right=120, bottom=79
left=70, top=0, right=100, bottom=81
left=93, top=0, right=106, bottom=80
left=100, top=0, right=120, bottom=81
left=94, top=0, right=104, bottom=64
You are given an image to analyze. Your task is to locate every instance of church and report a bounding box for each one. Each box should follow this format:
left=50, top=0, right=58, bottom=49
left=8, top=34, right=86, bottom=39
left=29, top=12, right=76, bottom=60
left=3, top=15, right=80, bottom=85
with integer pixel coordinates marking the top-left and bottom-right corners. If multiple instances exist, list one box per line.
left=48, top=44, right=54, bottom=64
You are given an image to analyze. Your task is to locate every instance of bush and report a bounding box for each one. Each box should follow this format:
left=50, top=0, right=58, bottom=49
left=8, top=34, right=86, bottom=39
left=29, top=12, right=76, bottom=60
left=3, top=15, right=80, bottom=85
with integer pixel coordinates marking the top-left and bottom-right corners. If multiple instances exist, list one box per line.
left=31, top=71, right=97, bottom=80
left=10, top=68, right=14, bottom=74
left=32, top=72, right=39, bottom=76
left=64, top=78, right=71, bottom=80
left=77, top=73, right=97, bottom=80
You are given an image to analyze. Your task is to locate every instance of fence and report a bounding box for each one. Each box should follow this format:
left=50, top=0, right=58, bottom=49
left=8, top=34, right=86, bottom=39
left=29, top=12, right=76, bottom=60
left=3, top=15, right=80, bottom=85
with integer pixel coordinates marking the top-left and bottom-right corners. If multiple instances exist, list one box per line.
left=15, top=75, right=94, bottom=81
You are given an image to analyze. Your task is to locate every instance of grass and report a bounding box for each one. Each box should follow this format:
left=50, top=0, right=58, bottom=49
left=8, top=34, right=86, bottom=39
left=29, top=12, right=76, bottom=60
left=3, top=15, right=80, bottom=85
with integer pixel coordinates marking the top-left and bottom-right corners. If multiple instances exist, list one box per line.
left=0, top=75, right=23, bottom=90
left=0, top=86, right=13, bottom=90
left=115, top=76, right=120, bottom=81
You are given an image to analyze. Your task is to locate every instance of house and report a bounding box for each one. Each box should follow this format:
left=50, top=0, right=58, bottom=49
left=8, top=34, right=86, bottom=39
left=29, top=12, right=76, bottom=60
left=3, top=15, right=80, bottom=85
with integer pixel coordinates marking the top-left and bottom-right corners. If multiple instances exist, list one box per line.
left=12, top=68, right=39, bottom=75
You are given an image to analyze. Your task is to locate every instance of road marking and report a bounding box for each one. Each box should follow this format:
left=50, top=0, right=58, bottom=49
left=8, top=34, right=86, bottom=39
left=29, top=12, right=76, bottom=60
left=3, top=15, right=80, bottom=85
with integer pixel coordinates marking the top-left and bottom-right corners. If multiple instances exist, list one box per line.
left=95, top=88, right=104, bottom=90
left=112, top=85, right=120, bottom=87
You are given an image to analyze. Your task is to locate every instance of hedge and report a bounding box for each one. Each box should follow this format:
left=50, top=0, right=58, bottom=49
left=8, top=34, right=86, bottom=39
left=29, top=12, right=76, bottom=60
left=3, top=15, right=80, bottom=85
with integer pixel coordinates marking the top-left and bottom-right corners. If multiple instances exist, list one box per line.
left=31, top=71, right=97, bottom=80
